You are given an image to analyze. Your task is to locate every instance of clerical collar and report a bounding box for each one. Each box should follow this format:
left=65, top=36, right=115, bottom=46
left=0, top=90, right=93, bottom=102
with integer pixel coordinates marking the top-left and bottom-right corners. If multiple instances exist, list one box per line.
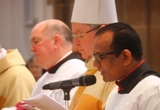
left=115, top=60, right=159, bottom=94
left=47, top=52, right=79, bottom=73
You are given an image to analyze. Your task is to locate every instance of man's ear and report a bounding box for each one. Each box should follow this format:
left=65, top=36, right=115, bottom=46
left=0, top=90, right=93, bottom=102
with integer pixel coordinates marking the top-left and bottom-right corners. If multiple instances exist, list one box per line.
left=99, top=24, right=106, bottom=29
left=122, top=49, right=132, bottom=66
left=53, top=34, right=62, bottom=47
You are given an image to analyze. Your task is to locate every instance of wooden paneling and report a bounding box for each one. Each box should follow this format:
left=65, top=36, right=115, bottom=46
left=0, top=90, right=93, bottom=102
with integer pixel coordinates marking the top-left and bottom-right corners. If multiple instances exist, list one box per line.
left=149, top=0, right=160, bottom=72
left=48, top=0, right=74, bottom=28
left=116, top=0, right=160, bottom=72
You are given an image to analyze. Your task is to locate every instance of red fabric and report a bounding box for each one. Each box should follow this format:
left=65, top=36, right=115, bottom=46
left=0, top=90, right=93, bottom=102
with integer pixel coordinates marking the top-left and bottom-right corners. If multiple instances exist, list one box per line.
left=119, top=59, right=145, bottom=82
left=16, top=102, right=27, bottom=110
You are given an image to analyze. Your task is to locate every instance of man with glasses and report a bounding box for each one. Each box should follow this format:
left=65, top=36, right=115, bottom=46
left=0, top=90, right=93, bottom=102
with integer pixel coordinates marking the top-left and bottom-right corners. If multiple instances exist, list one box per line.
left=93, top=22, right=160, bottom=110
left=69, top=0, right=118, bottom=109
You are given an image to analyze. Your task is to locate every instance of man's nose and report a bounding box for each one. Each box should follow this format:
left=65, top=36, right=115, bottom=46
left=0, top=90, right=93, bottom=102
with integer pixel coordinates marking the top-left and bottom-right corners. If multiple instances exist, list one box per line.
left=30, top=45, right=36, bottom=52
left=93, top=59, right=101, bottom=68
left=73, top=37, right=80, bottom=45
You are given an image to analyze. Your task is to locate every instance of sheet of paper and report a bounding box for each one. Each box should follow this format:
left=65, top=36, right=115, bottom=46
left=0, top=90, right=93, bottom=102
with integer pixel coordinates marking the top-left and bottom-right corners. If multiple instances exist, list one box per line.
left=23, top=93, right=67, bottom=110
left=22, top=104, right=37, bottom=110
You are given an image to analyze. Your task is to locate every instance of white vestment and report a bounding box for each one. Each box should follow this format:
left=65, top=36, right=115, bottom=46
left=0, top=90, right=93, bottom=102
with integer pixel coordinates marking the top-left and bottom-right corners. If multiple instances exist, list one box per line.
left=31, top=52, right=87, bottom=107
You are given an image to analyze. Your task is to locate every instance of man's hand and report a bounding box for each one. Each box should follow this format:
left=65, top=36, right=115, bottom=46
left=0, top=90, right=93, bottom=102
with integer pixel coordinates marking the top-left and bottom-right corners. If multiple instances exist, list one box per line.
left=16, top=102, right=27, bottom=110
left=16, top=102, right=36, bottom=110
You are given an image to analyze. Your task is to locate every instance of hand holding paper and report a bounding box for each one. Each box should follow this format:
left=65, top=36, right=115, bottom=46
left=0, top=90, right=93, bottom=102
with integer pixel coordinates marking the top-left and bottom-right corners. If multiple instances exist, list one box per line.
left=22, top=93, right=67, bottom=110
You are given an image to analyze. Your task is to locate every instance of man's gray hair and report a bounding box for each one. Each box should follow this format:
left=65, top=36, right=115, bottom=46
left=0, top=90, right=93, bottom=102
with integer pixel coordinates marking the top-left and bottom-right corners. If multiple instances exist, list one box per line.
left=88, top=24, right=101, bottom=29
left=43, top=21, right=73, bottom=45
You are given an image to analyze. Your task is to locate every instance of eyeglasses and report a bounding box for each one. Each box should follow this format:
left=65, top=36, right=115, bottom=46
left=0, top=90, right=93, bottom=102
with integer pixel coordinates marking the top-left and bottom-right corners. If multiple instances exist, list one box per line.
left=93, top=51, right=118, bottom=63
left=72, top=25, right=101, bottom=40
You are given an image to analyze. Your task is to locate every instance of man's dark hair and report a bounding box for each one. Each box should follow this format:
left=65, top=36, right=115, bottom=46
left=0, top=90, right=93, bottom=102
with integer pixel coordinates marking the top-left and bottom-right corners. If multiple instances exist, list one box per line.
left=96, top=22, right=143, bottom=61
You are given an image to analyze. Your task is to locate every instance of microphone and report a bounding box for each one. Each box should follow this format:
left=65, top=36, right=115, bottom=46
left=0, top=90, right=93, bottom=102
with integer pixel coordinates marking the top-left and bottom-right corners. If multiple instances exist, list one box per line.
left=42, top=75, right=96, bottom=90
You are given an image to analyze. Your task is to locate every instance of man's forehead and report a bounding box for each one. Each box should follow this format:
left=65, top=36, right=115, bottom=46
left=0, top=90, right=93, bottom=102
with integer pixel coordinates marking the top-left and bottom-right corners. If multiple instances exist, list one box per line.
left=32, top=24, right=44, bottom=32
left=97, top=31, right=114, bottom=40
left=30, top=31, right=42, bottom=42
left=31, top=24, right=46, bottom=38
left=72, top=23, right=92, bottom=33
left=95, top=32, right=113, bottom=47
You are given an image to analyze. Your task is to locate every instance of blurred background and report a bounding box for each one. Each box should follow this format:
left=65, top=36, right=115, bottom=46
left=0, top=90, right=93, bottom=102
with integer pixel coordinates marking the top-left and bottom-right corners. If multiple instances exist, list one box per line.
left=0, top=0, right=160, bottom=72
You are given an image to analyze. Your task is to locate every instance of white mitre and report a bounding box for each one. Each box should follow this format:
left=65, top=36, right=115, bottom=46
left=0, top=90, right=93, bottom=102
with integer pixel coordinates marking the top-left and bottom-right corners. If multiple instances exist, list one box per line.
left=71, top=0, right=118, bottom=24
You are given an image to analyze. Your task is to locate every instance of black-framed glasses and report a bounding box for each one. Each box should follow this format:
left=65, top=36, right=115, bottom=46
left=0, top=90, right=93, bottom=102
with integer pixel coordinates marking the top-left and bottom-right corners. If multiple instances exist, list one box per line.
left=93, top=51, right=118, bottom=63
left=72, top=25, right=101, bottom=40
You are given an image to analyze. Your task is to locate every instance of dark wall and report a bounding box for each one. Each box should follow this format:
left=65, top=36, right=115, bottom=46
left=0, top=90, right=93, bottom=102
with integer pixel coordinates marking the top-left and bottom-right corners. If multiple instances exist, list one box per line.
left=48, top=0, right=74, bottom=28
left=116, top=0, right=160, bottom=72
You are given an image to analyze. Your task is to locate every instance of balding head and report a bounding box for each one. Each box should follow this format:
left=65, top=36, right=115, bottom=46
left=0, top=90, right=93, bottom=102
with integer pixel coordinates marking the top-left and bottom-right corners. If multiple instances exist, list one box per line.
left=30, top=19, right=73, bottom=69
left=32, top=19, right=73, bottom=45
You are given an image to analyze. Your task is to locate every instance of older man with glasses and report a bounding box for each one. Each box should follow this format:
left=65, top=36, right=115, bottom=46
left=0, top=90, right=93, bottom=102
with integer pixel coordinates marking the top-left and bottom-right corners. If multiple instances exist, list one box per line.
left=69, top=0, right=118, bottom=110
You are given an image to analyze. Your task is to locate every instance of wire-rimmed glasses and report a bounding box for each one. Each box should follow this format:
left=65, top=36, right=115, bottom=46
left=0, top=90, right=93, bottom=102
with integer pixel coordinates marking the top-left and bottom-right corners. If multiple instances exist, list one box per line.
left=72, top=25, right=101, bottom=40
left=93, top=51, right=118, bottom=63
